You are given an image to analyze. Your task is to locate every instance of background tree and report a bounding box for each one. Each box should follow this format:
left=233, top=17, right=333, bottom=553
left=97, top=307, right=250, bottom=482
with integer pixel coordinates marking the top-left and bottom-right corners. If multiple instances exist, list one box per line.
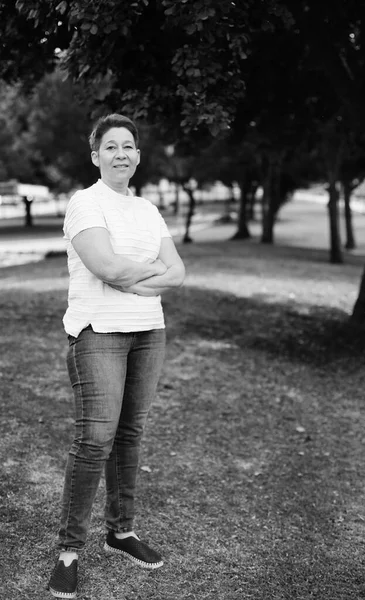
left=163, top=145, right=199, bottom=243
left=130, top=125, right=173, bottom=198
left=278, top=0, right=365, bottom=319
left=339, top=133, right=365, bottom=251
left=0, top=72, right=94, bottom=190
left=26, top=70, right=95, bottom=191
left=0, top=81, right=37, bottom=182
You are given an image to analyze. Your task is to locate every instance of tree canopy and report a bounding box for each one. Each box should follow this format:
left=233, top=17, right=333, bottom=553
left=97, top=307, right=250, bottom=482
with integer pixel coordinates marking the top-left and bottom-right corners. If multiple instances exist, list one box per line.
left=1, top=1, right=364, bottom=137
left=1, top=0, right=292, bottom=135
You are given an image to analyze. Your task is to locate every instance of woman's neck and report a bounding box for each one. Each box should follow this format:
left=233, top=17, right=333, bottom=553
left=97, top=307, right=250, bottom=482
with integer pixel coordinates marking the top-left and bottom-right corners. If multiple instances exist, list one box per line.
left=101, top=178, right=129, bottom=195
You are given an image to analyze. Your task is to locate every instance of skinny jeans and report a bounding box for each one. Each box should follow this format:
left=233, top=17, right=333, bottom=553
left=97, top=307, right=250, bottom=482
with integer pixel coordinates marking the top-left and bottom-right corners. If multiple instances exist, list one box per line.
left=58, top=326, right=166, bottom=550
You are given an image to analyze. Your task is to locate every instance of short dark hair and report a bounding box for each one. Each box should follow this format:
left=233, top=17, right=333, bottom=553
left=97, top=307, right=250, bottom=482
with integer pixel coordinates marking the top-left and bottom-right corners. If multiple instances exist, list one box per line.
left=89, top=114, right=139, bottom=151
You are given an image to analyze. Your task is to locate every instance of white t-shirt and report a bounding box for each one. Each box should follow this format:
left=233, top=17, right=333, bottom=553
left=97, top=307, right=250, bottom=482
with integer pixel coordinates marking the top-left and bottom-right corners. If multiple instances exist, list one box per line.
left=63, top=179, right=171, bottom=337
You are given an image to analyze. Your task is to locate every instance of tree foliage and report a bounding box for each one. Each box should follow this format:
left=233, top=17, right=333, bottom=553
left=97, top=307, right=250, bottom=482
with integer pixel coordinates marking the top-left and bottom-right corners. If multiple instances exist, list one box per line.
left=0, top=82, right=36, bottom=182
left=1, top=0, right=290, bottom=135
left=0, top=71, right=94, bottom=191
left=0, top=0, right=70, bottom=86
left=26, top=71, right=95, bottom=190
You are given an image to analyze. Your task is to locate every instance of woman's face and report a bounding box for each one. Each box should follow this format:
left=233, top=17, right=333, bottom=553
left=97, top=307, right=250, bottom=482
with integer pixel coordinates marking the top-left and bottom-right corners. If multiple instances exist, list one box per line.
left=91, top=126, right=140, bottom=192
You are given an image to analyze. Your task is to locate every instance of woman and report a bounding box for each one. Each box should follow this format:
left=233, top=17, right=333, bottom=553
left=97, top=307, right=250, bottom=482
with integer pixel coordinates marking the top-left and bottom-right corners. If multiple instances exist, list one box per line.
left=48, top=114, right=185, bottom=598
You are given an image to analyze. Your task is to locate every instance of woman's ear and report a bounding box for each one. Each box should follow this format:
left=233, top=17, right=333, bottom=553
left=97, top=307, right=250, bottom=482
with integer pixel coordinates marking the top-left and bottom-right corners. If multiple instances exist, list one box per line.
left=91, top=151, right=99, bottom=168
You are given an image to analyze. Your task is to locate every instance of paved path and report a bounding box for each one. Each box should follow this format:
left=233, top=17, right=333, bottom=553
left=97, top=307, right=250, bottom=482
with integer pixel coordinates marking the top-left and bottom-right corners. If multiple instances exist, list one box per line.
left=0, top=198, right=364, bottom=266
left=0, top=210, right=222, bottom=265
left=179, top=198, right=365, bottom=259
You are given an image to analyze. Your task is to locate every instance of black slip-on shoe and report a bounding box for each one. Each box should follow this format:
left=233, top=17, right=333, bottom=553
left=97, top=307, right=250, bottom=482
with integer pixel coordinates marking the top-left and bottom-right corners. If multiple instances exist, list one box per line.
left=104, top=531, right=163, bottom=569
left=48, top=558, right=78, bottom=598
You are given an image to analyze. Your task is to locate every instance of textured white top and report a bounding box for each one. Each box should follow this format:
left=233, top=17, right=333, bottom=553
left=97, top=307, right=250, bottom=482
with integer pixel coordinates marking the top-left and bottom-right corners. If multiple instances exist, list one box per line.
left=62, top=179, right=171, bottom=336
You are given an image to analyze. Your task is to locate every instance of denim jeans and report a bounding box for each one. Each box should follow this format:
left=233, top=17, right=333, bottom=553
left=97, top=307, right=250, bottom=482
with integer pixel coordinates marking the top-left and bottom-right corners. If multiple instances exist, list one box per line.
left=58, top=326, right=166, bottom=550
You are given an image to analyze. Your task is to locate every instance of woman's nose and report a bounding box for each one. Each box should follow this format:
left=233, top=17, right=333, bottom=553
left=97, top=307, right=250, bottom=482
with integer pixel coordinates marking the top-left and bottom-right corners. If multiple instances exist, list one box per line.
left=115, top=146, right=127, bottom=158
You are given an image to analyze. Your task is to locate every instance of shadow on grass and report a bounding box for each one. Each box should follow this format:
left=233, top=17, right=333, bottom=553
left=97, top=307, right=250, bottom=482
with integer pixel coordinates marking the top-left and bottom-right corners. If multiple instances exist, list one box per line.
left=265, top=242, right=365, bottom=266
left=0, top=220, right=63, bottom=237
left=1, top=260, right=364, bottom=369
left=165, top=285, right=365, bottom=370
left=218, top=234, right=365, bottom=266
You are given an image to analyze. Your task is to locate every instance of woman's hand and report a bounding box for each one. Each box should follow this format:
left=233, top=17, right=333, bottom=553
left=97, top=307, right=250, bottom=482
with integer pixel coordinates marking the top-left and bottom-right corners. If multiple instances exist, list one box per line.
left=106, top=282, right=128, bottom=292
left=106, top=258, right=167, bottom=292
left=153, top=258, right=168, bottom=276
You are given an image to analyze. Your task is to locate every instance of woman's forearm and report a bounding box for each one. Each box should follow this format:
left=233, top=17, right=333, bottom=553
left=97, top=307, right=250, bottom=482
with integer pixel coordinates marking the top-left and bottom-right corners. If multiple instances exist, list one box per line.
left=124, top=283, right=170, bottom=296
left=138, top=264, right=185, bottom=289
left=108, top=263, right=185, bottom=296
left=103, top=257, right=167, bottom=287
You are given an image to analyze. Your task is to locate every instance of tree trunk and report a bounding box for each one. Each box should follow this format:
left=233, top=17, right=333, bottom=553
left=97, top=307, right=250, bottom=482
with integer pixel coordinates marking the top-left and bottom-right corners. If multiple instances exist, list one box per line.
left=220, top=185, right=235, bottom=224
left=321, top=120, right=345, bottom=264
left=247, top=182, right=258, bottom=221
left=231, top=174, right=251, bottom=240
left=174, top=183, right=180, bottom=215
left=158, top=191, right=165, bottom=211
left=327, top=181, right=343, bottom=264
left=183, top=187, right=196, bottom=243
left=134, top=183, right=142, bottom=197
left=350, top=266, right=365, bottom=325
left=343, top=181, right=356, bottom=250
left=22, top=196, right=33, bottom=227
left=261, top=159, right=275, bottom=244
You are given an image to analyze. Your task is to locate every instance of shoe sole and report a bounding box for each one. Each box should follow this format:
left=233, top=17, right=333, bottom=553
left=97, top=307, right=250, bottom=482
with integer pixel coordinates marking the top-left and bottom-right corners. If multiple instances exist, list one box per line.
left=103, top=542, right=164, bottom=569
left=49, top=586, right=77, bottom=599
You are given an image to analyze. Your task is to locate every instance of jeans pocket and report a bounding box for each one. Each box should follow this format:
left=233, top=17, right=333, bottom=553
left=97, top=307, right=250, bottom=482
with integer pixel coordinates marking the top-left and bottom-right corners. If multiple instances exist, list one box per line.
left=68, top=335, right=77, bottom=347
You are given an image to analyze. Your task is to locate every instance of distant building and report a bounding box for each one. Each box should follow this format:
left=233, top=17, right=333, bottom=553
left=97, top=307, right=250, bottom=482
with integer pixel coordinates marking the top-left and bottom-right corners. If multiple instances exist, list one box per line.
left=0, top=179, right=50, bottom=205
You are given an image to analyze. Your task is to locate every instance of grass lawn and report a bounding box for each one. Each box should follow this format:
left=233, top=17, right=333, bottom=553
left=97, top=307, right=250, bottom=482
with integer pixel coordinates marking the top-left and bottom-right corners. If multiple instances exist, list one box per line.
left=1, top=230, right=365, bottom=600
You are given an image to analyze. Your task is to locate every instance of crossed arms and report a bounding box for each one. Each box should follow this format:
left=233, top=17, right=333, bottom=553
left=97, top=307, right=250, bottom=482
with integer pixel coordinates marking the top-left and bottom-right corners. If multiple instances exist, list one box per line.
left=71, top=227, right=185, bottom=296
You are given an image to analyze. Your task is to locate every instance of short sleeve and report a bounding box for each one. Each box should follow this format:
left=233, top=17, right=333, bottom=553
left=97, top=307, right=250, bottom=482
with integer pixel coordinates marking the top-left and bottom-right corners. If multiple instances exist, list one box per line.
left=158, top=211, right=171, bottom=239
left=63, top=191, right=107, bottom=241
